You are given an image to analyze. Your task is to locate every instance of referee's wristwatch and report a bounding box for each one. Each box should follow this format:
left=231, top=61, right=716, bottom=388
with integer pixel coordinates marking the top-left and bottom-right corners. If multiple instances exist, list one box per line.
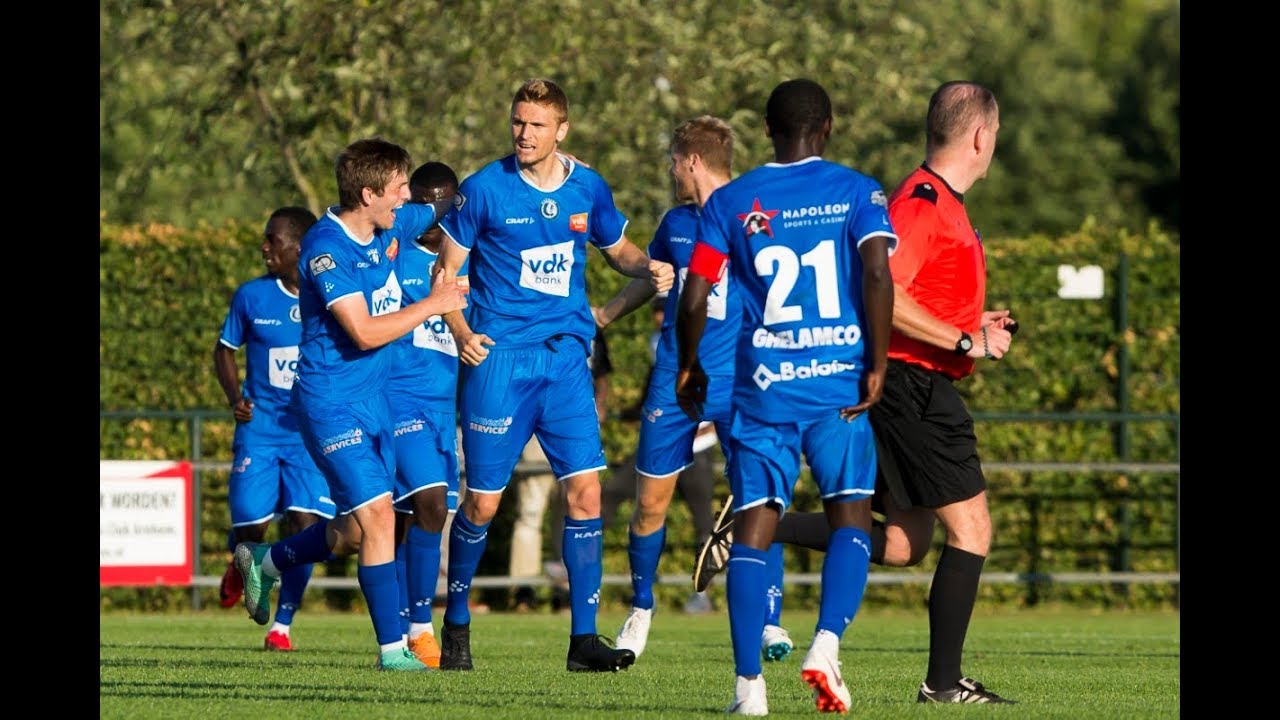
left=953, top=331, right=974, bottom=355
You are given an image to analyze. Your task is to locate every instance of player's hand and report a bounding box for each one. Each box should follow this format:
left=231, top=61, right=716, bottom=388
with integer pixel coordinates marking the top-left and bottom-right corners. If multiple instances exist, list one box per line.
left=648, top=260, right=675, bottom=294
left=839, top=365, right=884, bottom=421
left=425, top=272, right=469, bottom=318
left=675, top=362, right=708, bottom=422
left=457, top=330, right=495, bottom=367
left=231, top=398, right=254, bottom=424
left=561, top=152, right=591, bottom=168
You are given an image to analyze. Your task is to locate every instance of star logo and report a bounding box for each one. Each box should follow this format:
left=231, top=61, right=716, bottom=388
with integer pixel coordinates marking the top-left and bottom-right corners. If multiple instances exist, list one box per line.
left=737, top=198, right=779, bottom=238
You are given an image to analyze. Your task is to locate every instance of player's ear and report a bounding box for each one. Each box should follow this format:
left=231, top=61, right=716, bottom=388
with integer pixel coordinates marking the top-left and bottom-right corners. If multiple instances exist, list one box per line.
left=556, top=122, right=569, bottom=144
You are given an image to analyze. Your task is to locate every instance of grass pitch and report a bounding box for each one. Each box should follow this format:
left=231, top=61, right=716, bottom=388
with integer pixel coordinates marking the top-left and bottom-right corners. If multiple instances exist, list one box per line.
left=100, top=607, right=1178, bottom=719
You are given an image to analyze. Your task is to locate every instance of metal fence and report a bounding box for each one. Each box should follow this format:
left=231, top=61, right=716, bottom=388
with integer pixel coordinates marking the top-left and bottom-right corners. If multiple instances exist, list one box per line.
left=101, top=409, right=1180, bottom=609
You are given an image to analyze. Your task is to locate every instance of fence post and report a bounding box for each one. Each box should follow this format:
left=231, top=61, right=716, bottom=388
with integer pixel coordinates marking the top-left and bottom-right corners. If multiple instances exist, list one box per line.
left=190, top=415, right=203, bottom=611
left=1112, top=255, right=1132, bottom=601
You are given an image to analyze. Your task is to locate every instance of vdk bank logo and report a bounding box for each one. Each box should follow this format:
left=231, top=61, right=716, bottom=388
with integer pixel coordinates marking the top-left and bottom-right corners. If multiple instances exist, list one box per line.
left=520, top=240, right=574, bottom=297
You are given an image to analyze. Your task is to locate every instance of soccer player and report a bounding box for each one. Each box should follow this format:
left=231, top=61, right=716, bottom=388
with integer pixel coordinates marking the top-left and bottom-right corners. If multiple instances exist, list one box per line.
left=593, top=115, right=793, bottom=662
left=213, top=206, right=335, bottom=652
left=431, top=78, right=673, bottom=673
left=387, top=161, right=467, bottom=668
left=233, top=138, right=469, bottom=672
left=676, top=79, right=895, bottom=715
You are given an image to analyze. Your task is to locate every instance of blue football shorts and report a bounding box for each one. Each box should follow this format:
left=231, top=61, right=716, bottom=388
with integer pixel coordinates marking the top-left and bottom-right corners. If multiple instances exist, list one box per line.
left=635, top=367, right=733, bottom=478
left=228, top=440, right=335, bottom=526
left=459, top=335, right=606, bottom=493
left=387, top=398, right=460, bottom=514
left=295, top=393, right=397, bottom=514
left=727, top=409, right=877, bottom=515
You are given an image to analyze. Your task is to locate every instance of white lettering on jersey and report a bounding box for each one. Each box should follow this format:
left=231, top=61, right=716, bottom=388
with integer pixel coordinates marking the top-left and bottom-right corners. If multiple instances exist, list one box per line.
left=519, top=240, right=574, bottom=297
left=267, top=346, right=300, bottom=389
left=412, top=316, right=459, bottom=356
left=751, top=324, right=863, bottom=349
left=678, top=267, right=728, bottom=320
left=751, top=359, right=859, bottom=391
left=371, top=271, right=403, bottom=316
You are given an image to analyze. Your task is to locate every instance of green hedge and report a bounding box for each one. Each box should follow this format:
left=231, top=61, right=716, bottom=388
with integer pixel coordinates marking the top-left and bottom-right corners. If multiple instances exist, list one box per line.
left=100, top=217, right=1179, bottom=611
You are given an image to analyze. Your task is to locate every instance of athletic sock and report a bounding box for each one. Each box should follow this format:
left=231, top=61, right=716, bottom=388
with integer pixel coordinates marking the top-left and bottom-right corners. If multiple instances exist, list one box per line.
left=268, top=519, right=330, bottom=575
left=727, top=544, right=767, bottom=677
left=773, top=511, right=831, bottom=551
left=395, top=541, right=409, bottom=637
left=816, top=527, right=871, bottom=638
left=444, top=513, right=489, bottom=627
left=925, top=545, right=986, bottom=690
left=274, top=562, right=313, bottom=626
left=627, top=524, right=666, bottom=610
left=357, top=561, right=403, bottom=646
left=406, top=525, right=442, bottom=625
left=563, top=517, right=604, bottom=636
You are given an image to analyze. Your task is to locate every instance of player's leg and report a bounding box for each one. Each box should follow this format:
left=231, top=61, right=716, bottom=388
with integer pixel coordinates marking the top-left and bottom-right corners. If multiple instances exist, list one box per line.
left=722, top=414, right=800, bottom=715
left=509, top=439, right=556, bottom=611
left=615, top=372, right=700, bottom=656
left=265, top=445, right=335, bottom=650
left=443, top=349, right=539, bottom=670
left=795, top=412, right=878, bottom=714
left=677, top=450, right=717, bottom=613
left=537, top=336, right=632, bottom=672
left=223, top=442, right=278, bottom=609
left=391, top=406, right=456, bottom=668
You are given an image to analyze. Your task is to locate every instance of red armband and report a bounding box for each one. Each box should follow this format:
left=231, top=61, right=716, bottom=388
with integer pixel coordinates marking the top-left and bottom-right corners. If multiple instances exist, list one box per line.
left=688, top=242, right=728, bottom=284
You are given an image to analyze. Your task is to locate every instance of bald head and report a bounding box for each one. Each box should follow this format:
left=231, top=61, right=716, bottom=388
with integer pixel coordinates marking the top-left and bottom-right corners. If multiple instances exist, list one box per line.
left=926, top=82, right=998, bottom=153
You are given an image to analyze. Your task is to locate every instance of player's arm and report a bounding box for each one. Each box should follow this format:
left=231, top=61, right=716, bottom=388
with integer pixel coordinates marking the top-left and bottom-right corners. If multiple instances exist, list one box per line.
left=593, top=276, right=656, bottom=328
left=212, top=341, right=253, bottom=423
left=675, top=241, right=725, bottom=421
left=330, top=273, right=468, bottom=351
left=839, top=237, right=894, bottom=419
left=432, top=236, right=494, bottom=366
left=600, top=238, right=674, bottom=294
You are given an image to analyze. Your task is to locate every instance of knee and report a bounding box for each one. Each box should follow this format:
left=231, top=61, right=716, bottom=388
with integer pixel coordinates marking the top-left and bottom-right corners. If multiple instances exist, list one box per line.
left=633, top=493, right=669, bottom=534
left=563, top=477, right=601, bottom=517
left=463, top=493, right=500, bottom=525
left=878, top=528, right=931, bottom=568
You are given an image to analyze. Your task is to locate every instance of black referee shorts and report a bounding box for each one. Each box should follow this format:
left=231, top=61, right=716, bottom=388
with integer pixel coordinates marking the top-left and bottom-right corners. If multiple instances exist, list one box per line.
left=869, top=359, right=985, bottom=511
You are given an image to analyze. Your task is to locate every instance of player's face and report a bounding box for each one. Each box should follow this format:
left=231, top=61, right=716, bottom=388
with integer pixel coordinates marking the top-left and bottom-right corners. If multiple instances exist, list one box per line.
left=372, top=170, right=411, bottom=230
left=670, top=151, right=695, bottom=203
left=511, top=101, right=567, bottom=167
left=261, top=217, right=300, bottom=278
left=411, top=180, right=458, bottom=253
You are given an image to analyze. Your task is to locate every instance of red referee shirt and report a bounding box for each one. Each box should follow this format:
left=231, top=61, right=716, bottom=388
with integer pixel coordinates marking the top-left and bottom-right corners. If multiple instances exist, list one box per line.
left=886, top=165, right=986, bottom=380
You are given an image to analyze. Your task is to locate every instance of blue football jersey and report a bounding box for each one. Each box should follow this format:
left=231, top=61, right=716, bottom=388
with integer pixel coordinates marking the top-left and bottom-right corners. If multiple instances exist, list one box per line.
left=697, top=157, right=898, bottom=421
left=387, top=239, right=469, bottom=405
left=218, top=275, right=304, bottom=444
left=294, top=203, right=439, bottom=404
left=439, top=154, right=628, bottom=349
left=649, top=204, right=739, bottom=376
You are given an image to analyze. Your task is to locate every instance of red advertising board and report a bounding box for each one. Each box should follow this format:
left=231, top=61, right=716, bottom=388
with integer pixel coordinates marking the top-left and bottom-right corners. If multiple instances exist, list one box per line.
left=99, top=461, right=194, bottom=586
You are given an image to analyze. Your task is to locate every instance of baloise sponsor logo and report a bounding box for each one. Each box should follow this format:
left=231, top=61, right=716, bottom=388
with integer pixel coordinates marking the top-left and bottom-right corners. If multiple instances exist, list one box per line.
left=751, top=358, right=858, bottom=391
